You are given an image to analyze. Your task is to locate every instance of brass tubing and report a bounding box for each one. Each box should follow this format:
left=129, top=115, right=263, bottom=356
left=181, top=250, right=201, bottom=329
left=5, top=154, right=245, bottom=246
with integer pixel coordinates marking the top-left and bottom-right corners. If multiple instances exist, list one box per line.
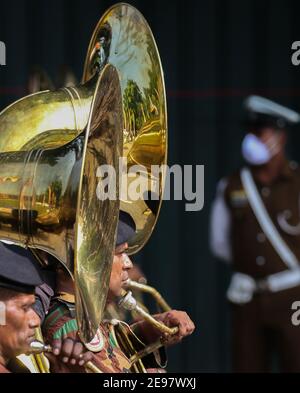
left=129, top=340, right=163, bottom=364
left=134, top=304, right=178, bottom=335
left=32, top=328, right=51, bottom=373
left=29, top=341, right=103, bottom=373
left=125, top=279, right=172, bottom=311
left=119, top=291, right=178, bottom=336
left=114, top=327, right=147, bottom=373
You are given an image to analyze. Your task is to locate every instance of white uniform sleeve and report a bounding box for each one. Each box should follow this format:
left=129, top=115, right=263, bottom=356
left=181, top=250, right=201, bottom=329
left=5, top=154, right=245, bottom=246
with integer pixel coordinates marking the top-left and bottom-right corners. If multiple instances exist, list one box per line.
left=209, top=178, right=232, bottom=263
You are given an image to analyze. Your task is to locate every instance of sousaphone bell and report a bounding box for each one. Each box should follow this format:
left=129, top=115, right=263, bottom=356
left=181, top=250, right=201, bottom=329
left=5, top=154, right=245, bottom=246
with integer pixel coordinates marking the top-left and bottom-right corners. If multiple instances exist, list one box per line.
left=0, top=64, right=123, bottom=344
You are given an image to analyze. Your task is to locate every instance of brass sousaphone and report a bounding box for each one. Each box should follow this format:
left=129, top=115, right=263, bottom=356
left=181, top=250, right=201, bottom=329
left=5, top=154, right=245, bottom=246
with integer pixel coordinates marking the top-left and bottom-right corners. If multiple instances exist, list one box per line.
left=0, top=63, right=123, bottom=344
left=0, top=3, right=167, bottom=348
left=82, top=4, right=170, bottom=372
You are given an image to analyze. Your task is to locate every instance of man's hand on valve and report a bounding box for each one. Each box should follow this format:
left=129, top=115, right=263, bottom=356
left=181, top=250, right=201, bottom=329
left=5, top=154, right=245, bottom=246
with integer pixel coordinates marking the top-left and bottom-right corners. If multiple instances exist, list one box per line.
left=157, top=310, right=195, bottom=346
left=134, top=310, right=195, bottom=346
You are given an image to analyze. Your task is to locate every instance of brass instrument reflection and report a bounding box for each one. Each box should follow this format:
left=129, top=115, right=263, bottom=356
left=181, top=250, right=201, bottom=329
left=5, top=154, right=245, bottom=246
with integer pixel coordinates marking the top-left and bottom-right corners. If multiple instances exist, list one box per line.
left=82, top=3, right=168, bottom=255
left=0, top=64, right=123, bottom=343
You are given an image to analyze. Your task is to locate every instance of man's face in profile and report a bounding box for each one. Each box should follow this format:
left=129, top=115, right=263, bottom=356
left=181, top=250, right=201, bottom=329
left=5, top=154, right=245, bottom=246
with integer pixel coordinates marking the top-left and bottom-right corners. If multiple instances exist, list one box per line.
left=0, top=290, right=40, bottom=359
left=108, top=243, right=133, bottom=300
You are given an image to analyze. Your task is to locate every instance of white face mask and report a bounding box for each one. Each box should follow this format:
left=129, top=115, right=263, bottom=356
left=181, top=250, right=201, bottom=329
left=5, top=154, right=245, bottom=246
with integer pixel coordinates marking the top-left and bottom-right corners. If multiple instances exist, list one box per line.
left=241, top=133, right=280, bottom=165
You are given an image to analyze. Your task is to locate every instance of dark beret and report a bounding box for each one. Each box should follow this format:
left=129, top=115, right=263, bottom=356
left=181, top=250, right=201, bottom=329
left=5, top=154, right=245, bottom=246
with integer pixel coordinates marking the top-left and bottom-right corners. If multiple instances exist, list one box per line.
left=0, top=242, right=43, bottom=294
left=116, top=211, right=136, bottom=247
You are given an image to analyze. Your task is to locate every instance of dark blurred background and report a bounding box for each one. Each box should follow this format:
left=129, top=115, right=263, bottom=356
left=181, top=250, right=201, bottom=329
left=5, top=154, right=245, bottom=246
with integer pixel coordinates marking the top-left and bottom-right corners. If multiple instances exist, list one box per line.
left=1, top=0, right=300, bottom=372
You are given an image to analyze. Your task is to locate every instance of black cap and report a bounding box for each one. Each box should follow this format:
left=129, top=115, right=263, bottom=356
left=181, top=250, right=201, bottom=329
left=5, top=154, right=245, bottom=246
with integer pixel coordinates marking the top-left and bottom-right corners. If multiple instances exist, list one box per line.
left=243, top=95, right=300, bottom=130
left=0, top=242, right=43, bottom=294
left=116, top=211, right=136, bottom=247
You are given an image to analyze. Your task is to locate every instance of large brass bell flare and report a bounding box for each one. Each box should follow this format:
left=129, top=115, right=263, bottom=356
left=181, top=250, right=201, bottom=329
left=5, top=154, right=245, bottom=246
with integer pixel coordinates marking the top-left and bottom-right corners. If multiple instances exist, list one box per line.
left=82, top=3, right=168, bottom=255
left=0, top=64, right=123, bottom=343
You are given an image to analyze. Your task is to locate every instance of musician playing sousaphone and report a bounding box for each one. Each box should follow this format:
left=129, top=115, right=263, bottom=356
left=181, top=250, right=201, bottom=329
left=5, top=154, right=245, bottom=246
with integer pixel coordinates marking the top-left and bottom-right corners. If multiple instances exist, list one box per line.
left=40, top=212, right=194, bottom=373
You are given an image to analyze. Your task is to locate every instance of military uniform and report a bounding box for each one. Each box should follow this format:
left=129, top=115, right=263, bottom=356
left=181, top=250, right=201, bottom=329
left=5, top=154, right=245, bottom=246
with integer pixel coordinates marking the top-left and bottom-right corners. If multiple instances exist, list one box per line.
left=210, top=96, right=300, bottom=372
left=226, top=161, right=300, bottom=371
left=225, top=161, right=300, bottom=279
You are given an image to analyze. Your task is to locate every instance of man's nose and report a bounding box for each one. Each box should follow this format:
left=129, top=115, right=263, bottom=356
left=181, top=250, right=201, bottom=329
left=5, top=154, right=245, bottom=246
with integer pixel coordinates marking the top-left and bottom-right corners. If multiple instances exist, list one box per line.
left=122, top=254, right=133, bottom=269
left=28, top=309, right=41, bottom=329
